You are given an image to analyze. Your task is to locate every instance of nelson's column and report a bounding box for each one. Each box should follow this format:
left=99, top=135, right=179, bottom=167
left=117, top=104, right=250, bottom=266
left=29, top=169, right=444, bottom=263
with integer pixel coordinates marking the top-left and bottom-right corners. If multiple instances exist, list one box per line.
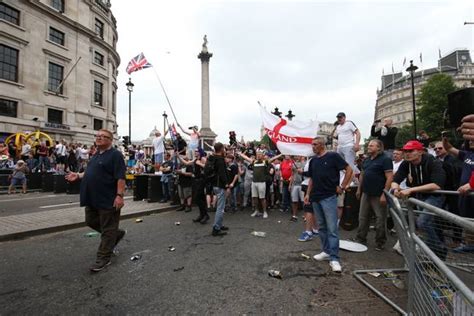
left=198, top=35, right=217, bottom=149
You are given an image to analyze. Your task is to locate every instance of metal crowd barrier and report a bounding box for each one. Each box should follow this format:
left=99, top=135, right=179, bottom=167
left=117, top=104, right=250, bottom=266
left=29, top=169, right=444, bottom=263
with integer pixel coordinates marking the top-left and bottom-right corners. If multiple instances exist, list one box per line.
left=353, top=190, right=474, bottom=315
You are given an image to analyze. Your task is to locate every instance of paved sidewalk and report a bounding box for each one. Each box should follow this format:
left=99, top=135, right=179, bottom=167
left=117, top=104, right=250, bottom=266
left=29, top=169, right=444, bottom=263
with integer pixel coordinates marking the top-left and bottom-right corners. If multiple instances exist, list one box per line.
left=0, top=201, right=176, bottom=241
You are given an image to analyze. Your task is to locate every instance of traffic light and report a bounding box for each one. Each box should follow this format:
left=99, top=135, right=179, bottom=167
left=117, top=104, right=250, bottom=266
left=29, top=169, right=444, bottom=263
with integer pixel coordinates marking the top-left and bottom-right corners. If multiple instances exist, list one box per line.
left=122, top=136, right=129, bottom=148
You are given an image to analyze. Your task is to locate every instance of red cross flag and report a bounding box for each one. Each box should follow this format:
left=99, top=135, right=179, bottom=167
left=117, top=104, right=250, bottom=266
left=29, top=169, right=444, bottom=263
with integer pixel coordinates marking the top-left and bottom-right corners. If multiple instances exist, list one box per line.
left=260, top=106, right=318, bottom=156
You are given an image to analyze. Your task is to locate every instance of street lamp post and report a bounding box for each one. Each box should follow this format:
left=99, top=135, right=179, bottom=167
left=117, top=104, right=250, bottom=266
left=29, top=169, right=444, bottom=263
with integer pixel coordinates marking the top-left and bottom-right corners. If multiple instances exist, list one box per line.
left=285, top=110, right=295, bottom=121
left=126, top=78, right=134, bottom=145
left=406, top=60, right=418, bottom=139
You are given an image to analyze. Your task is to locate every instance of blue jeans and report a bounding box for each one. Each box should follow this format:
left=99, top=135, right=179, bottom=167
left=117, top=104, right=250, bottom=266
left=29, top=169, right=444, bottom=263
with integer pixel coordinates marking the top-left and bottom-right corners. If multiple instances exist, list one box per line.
left=416, top=195, right=446, bottom=257
left=312, top=195, right=339, bottom=261
left=281, top=182, right=290, bottom=210
left=213, top=187, right=226, bottom=230
left=161, top=180, right=171, bottom=201
left=229, top=183, right=240, bottom=209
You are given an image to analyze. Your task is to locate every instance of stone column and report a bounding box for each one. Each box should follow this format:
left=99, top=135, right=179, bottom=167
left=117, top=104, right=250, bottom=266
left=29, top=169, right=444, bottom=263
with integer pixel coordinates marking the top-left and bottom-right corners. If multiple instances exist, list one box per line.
left=198, top=36, right=217, bottom=150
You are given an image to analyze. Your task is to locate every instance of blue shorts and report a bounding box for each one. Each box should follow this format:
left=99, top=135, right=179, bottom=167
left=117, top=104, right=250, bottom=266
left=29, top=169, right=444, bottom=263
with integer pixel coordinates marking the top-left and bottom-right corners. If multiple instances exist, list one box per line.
left=11, top=177, right=26, bottom=186
left=128, top=159, right=136, bottom=167
left=154, top=153, right=164, bottom=164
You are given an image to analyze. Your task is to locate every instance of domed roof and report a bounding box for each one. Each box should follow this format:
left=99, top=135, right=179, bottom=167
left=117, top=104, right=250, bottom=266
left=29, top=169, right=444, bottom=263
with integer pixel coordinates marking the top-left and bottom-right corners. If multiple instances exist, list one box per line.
left=149, top=126, right=162, bottom=137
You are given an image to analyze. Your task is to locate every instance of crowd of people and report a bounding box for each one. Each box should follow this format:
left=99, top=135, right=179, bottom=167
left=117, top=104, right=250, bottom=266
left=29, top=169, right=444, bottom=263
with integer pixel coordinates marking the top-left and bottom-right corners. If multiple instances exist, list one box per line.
left=3, top=113, right=474, bottom=273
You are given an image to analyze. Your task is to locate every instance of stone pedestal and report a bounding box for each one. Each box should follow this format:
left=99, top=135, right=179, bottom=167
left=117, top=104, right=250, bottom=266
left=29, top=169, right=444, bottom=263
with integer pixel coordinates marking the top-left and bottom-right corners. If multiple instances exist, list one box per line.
left=198, top=45, right=217, bottom=150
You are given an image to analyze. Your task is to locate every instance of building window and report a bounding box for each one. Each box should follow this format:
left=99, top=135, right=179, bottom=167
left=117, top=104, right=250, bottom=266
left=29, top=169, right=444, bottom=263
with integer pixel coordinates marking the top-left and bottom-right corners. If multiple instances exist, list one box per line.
left=112, top=89, right=116, bottom=113
left=0, top=98, right=17, bottom=117
left=48, top=62, right=64, bottom=94
left=95, top=18, right=104, bottom=38
left=48, top=108, right=63, bottom=124
left=51, top=0, right=64, bottom=12
left=94, top=80, right=103, bottom=106
left=93, top=119, right=103, bottom=131
left=0, top=3, right=20, bottom=25
left=94, top=51, right=104, bottom=65
left=112, top=35, right=116, bottom=49
left=49, top=27, right=65, bottom=46
left=0, top=44, right=19, bottom=82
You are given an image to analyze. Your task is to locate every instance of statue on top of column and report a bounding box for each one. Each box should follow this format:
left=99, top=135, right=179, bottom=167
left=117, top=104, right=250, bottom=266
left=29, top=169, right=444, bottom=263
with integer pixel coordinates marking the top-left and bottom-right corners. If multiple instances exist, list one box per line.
left=202, top=35, right=208, bottom=52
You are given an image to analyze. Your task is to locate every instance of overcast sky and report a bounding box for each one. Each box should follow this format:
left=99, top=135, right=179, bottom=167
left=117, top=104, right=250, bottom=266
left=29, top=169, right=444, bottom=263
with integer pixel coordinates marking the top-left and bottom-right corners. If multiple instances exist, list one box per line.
left=112, top=0, right=473, bottom=144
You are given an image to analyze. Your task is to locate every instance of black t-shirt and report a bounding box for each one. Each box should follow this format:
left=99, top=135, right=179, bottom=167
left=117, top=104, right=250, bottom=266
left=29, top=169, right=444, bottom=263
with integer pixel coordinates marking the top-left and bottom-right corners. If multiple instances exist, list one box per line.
left=80, top=148, right=126, bottom=209
left=308, top=152, right=348, bottom=201
left=227, top=163, right=238, bottom=185
left=193, top=160, right=204, bottom=179
left=361, top=153, right=393, bottom=196
left=178, top=165, right=193, bottom=187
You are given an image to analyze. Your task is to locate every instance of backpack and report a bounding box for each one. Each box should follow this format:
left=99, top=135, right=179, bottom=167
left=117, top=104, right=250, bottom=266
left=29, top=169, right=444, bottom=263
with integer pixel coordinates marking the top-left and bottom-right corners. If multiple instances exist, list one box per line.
left=203, top=155, right=216, bottom=183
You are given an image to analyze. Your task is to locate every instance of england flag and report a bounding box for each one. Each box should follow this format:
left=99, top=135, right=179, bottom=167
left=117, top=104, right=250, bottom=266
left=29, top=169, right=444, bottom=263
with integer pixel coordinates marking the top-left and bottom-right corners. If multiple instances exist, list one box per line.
left=260, top=106, right=319, bottom=156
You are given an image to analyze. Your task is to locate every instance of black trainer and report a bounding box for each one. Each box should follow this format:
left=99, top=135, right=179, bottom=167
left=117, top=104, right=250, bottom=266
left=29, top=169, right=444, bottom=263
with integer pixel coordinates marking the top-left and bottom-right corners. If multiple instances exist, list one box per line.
left=176, top=205, right=185, bottom=212
left=212, top=229, right=227, bottom=236
left=89, top=259, right=111, bottom=272
left=200, top=214, right=210, bottom=224
left=184, top=206, right=192, bottom=213
left=193, top=215, right=204, bottom=223
left=220, top=226, right=229, bottom=231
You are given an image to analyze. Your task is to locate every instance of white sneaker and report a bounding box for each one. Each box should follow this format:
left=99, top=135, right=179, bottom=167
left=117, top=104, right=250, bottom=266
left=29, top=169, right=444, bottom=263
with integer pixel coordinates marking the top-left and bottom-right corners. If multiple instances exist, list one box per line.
left=313, top=252, right=330, bottom=261
left=329, top=260, right=342, bottom=273
left=251, top=210, right=259, bottom=217
left=263, top=211, right=268, bottom=219
left=393, top=240, right=403, bottom=256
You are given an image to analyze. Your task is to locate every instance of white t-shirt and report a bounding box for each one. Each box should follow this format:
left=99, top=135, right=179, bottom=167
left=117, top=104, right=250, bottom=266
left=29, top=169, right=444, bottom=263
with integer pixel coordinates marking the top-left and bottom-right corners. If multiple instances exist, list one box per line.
left=55, top=144, right=66, bottom=156
left=393, top=160, right=407, bottom=189
left=152, top=136, right=165, bottom=154
left=301, top=158, right=311, bottom=186
left=335, top=121, right=358, bottom=148
left=21, top=144, right=31, bottom=156
left=189, top=132, right=199, bottom=147
left=80, top=148, right=89, bottom=160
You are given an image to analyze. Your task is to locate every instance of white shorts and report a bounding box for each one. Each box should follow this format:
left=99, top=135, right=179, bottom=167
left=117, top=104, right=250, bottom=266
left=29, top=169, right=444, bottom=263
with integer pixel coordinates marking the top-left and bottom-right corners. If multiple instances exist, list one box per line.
left=251, top=182, right=266, bottom=199
left=291, top=185, right=304, bottom=202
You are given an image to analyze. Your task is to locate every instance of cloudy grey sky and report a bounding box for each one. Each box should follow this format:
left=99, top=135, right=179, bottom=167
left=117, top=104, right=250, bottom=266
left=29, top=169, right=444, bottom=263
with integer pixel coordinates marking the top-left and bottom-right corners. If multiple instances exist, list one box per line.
left=112, top=0, right=473, bottom=143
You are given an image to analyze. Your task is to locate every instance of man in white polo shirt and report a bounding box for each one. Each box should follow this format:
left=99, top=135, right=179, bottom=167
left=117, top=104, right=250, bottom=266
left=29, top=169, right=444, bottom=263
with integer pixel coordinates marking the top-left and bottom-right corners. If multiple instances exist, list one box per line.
left=334, top=112, right=360, bottom=174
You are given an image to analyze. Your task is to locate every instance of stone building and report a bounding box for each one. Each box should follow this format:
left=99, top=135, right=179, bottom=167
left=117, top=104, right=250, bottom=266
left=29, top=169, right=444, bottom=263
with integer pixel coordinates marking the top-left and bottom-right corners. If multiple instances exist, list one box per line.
left=374, top=49, right=474, bottom=128
left=0, top=0, right=120, bottom=144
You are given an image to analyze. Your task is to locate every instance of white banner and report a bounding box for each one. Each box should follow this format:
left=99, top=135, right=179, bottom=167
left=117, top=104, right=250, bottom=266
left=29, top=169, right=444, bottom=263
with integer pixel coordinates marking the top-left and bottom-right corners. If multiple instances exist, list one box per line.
left=260, top=106, right=318, bottom=156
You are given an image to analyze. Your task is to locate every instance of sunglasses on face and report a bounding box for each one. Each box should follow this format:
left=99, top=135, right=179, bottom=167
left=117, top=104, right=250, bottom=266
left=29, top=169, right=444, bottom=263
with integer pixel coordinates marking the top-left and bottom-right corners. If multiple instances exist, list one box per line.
left=434, top=147, right=443, bottom=151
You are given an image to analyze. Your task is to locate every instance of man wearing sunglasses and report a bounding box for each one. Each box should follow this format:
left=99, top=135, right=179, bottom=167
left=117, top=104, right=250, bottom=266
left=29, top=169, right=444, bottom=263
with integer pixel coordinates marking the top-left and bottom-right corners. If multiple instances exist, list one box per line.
left=66, top=129, right=126, bottom=272
left=391, top=140, right=447, bottom=259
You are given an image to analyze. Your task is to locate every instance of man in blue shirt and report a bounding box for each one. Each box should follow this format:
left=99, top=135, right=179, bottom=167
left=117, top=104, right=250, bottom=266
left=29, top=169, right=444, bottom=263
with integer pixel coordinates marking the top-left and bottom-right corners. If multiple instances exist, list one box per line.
left=66, top=129, right=126, bottom=272
left=354, top=139, right=393, bottom=250
left=304, top=136, right=353, bottom=273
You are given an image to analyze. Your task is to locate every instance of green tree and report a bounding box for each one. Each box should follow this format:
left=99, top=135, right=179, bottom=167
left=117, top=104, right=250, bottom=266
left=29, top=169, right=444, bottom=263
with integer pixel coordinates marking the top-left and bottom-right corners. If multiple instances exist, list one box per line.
left=395, top=123, right=414, bottom=148
left=416, top=73, right=457, bottom=139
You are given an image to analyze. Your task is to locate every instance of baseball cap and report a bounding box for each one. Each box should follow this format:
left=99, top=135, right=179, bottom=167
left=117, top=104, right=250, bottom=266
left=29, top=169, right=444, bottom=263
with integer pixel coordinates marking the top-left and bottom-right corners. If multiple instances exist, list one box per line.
left=402, top=140, right=424, bottom=151
left=336, top=112, right=346, bottom=118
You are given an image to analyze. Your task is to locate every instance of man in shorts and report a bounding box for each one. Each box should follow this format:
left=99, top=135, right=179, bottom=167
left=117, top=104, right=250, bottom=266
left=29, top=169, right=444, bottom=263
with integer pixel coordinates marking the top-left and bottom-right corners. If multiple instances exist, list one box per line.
left=290, top=156, right=305, bottom=222
left=239, top=150, right=281, bottom=218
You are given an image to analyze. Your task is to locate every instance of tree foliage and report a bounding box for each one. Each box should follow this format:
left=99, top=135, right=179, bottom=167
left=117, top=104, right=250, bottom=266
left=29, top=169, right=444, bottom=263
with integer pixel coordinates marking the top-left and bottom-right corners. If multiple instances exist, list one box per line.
left=395, top=123, right=415, bottom=148
left=416, top=73, right=457, bottom=139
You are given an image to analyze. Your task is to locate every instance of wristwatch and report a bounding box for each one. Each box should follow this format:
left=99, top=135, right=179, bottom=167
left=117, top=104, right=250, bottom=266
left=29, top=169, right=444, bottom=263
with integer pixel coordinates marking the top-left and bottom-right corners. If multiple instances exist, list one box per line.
left=116, top=193, right=124, bottom=198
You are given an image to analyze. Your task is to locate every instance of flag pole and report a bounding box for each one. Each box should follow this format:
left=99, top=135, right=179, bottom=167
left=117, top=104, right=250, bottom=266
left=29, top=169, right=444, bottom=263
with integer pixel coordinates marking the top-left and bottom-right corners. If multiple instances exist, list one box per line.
left=151, top=67, right=180, bottom=125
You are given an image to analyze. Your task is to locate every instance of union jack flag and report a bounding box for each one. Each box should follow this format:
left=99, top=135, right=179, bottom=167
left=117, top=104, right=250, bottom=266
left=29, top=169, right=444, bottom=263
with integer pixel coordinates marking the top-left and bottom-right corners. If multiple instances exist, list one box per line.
left=126, top=53, right=152, bottom=74
left=169, top=123, right=178, bottom=142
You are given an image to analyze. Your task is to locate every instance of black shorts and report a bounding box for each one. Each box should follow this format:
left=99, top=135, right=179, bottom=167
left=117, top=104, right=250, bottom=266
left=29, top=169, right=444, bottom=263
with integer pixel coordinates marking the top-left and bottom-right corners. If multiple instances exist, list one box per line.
left=57, top=156, right=66, bottom=164
left=205, top=183, right=214, bottom=195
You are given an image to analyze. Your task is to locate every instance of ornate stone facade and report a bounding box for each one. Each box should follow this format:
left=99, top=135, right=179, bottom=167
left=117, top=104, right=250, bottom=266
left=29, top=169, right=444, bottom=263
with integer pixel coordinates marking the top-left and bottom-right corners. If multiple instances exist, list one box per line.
left=375, top=49, right=474, bottom=128
left=0, top=0, right=120, bottom=144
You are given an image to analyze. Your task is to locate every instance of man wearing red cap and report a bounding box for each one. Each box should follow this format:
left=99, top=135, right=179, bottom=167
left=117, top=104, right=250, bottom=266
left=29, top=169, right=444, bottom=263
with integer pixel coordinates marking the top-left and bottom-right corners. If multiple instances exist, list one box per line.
left=391, top=140, right=447, bottom=258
